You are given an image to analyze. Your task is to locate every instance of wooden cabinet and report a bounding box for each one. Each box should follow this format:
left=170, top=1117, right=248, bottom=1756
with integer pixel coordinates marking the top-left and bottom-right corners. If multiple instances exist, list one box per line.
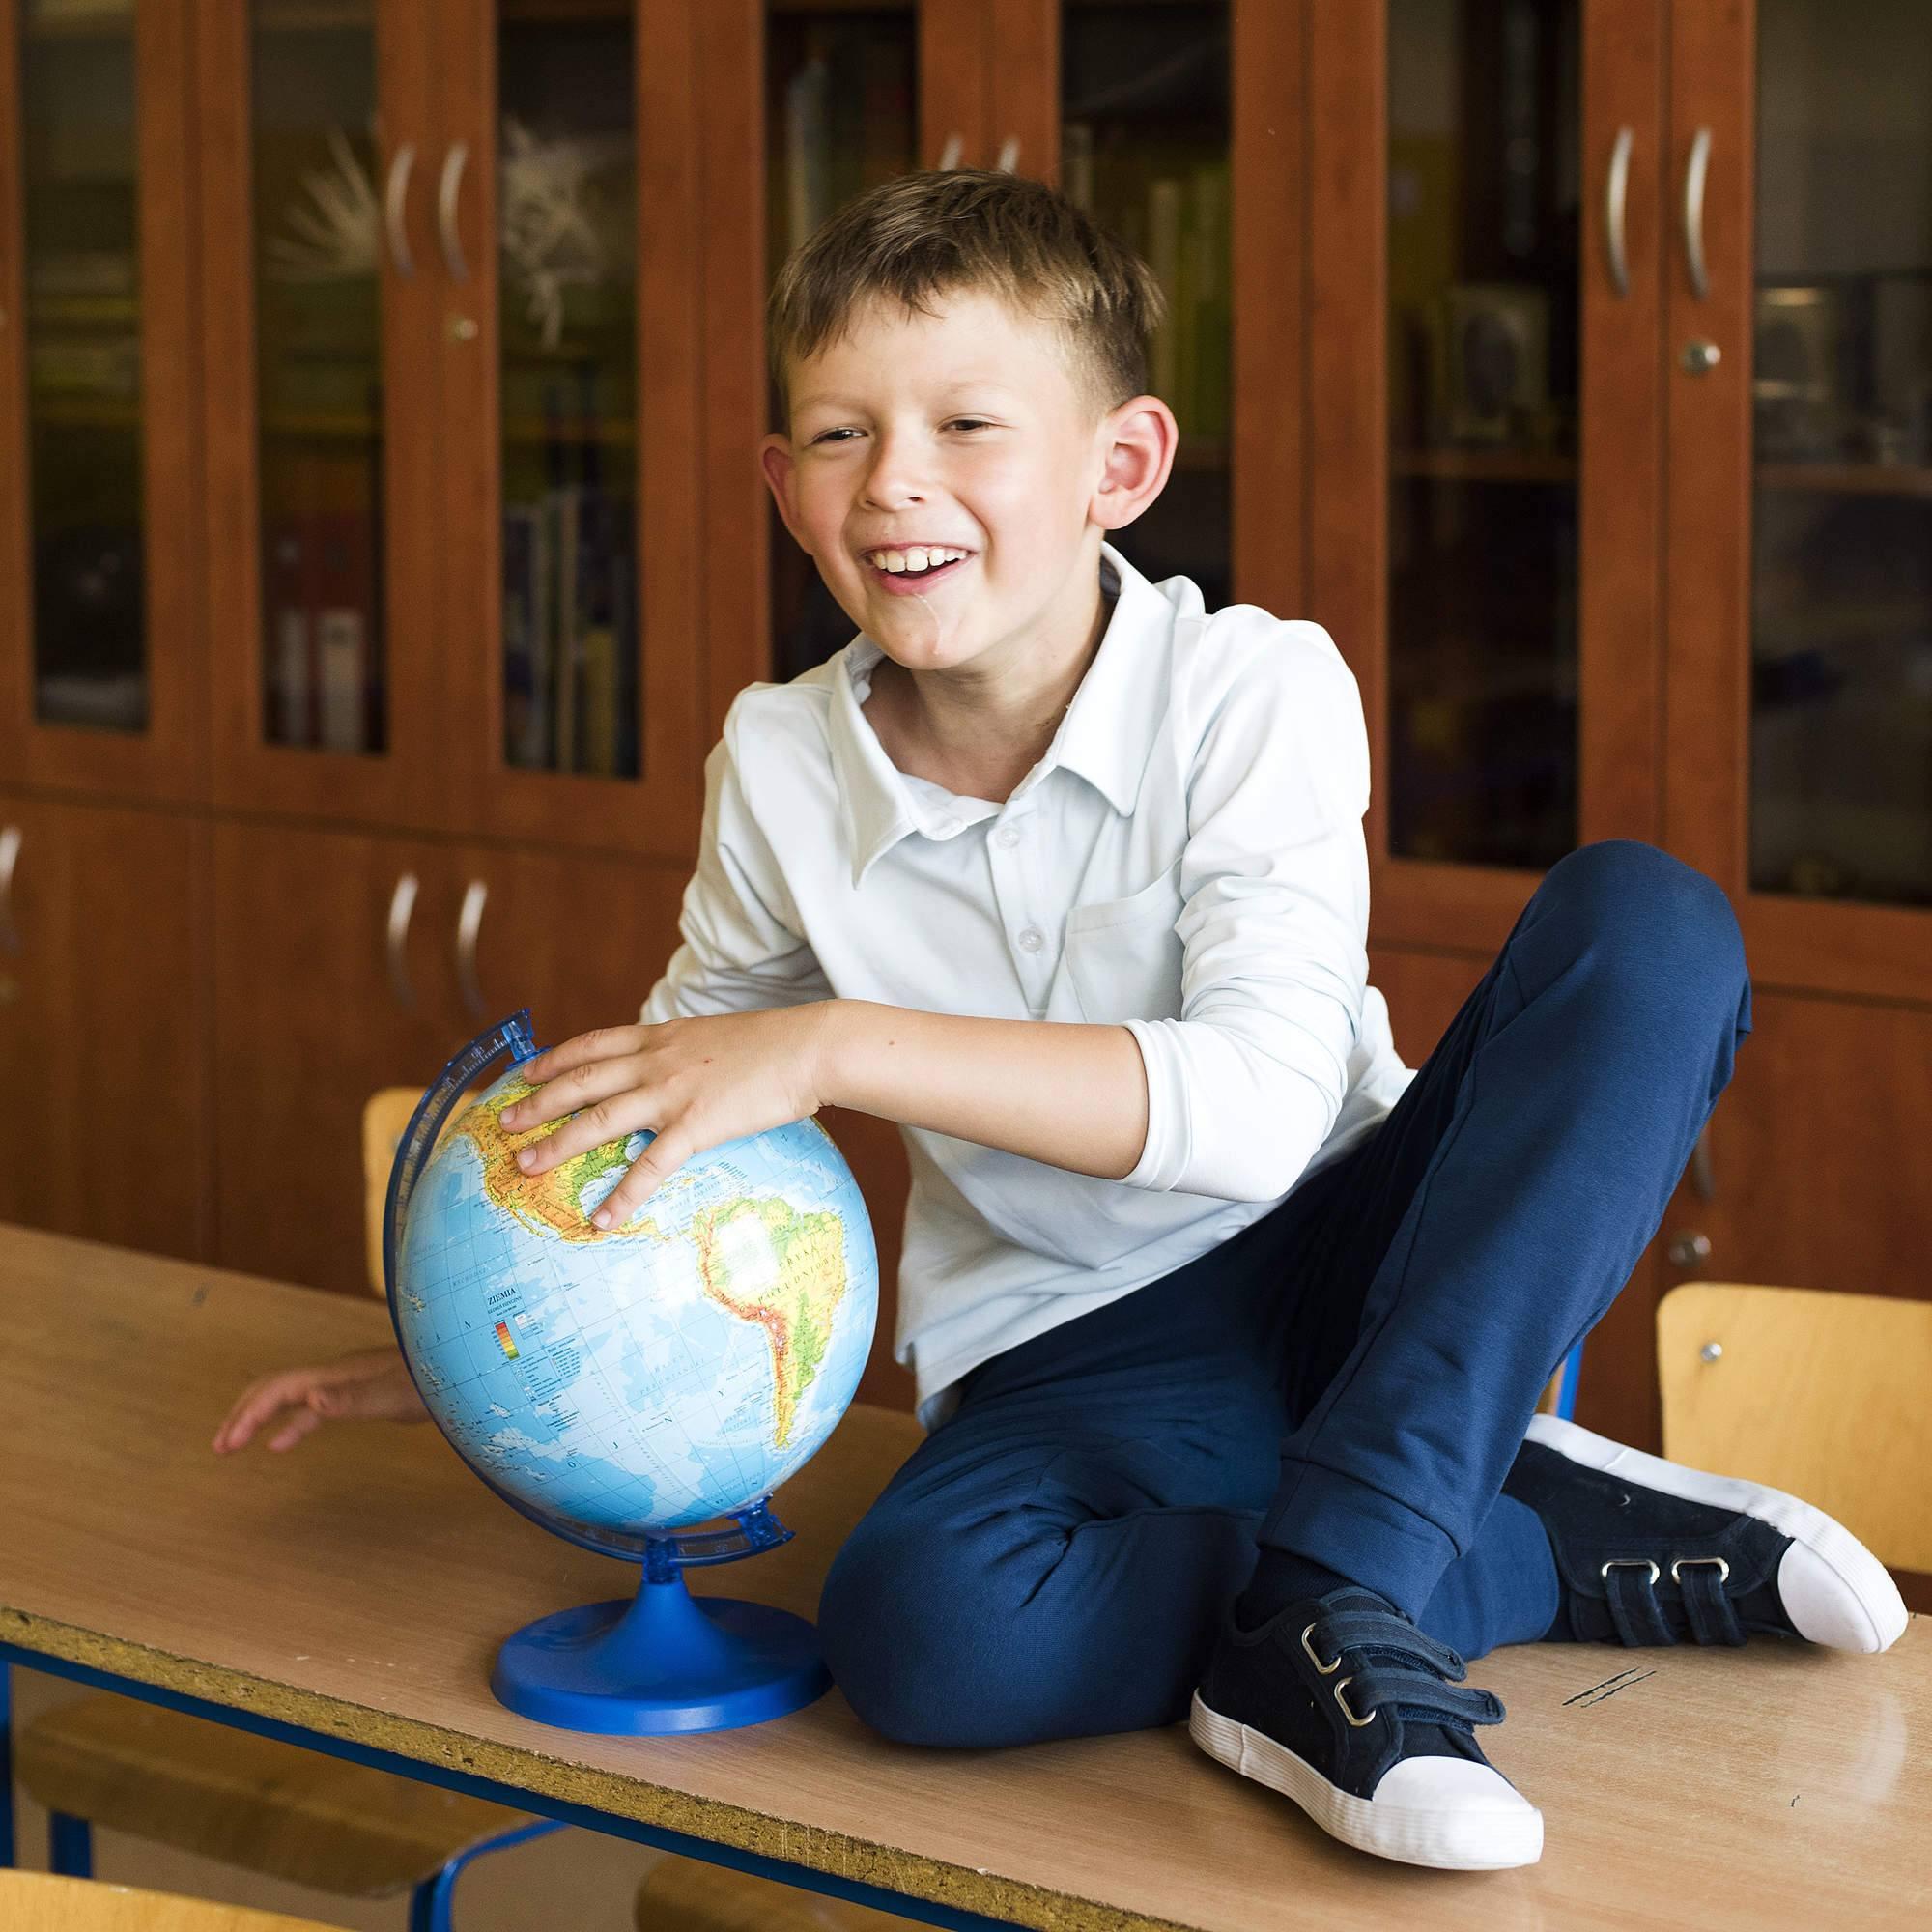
left=0, top=793, right=207, bottom=1262
left=0, top=0, right=205, bottom=802
left=194, top=0, right=706, bottom=857
left=5, top=0, right=1929, bottom=1438
left=1337, top=0, right=1932, bottom=1445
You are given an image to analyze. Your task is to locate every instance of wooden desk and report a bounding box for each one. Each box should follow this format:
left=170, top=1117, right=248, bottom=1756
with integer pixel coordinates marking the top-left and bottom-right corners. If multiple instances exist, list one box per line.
left=3, top=1225, right=1928, bottom=1931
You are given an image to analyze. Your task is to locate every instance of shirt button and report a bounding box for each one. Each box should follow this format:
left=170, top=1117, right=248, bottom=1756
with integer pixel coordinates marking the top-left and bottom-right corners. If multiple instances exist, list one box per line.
left=994, top=824, right=1022, bottom=849
left=1016, top=925, right=1044, bottom=953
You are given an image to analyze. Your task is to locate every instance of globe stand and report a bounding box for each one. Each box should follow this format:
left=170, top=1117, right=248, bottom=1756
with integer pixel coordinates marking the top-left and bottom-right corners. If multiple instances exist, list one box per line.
left=488, top=1502, right=831, bottom=1735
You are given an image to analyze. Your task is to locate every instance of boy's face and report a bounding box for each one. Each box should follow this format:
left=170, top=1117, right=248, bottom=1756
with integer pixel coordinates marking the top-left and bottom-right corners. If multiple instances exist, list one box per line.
left=760, top=289, right=1172, bottom=682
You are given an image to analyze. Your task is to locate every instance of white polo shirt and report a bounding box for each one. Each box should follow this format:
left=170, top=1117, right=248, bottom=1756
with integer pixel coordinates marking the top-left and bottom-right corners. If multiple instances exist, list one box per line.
left=640, top=543, right=1414, bottom=1430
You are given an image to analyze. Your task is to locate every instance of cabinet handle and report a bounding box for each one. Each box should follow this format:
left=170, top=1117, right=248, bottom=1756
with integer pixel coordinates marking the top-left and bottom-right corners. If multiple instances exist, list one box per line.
left=1681, top=126, right=1712, bottom=299
left=439, top=141, right=471, bottom=283
left=0, top=825, right=20, bottom=955
left=936, top=131, right=964, bottom=170
left=385, top=871, right=419, bottom=1009
left=994, top=133, right=1021, bottom=174
left=1669, top=1230, right=1713, bottom=1270
left=384, top=141, right=417, bottom=279
left=456, top=878, right=490, bottom=1019
left=1604, top=126, right=1633, bottom=298
left=1690, top=1125, right=1716, bottom=1202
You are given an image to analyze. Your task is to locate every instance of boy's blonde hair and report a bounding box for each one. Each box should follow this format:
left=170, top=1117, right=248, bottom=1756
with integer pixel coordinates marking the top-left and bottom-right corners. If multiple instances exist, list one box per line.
left=767, top=169, right=1167, bottom=422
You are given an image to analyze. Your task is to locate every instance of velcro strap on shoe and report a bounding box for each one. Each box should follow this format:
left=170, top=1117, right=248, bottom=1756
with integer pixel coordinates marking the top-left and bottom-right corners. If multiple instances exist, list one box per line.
left=1348, top=1666, right=1505, bottom=1729
left=1605, top=1563, right=1678, bottom=1646
left=1310, top=1612, right=1468, bottom=1682
left=1679, top=1564, right=1746, bottom=1647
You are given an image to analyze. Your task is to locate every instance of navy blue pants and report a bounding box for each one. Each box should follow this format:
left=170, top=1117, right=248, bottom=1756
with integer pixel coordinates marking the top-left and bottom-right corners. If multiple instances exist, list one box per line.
left=818, top=841, right=1754, bottom=1747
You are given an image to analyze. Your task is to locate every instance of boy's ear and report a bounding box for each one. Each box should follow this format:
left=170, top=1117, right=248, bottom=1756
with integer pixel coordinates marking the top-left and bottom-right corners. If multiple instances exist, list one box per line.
left=759, top=433, right=812, bottom=554
left=1088, top=396, right=1179, bottom=534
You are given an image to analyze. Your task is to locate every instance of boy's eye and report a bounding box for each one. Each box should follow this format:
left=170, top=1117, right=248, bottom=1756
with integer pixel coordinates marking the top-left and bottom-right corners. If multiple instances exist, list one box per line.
left=806, top=419, right=992, bottom=444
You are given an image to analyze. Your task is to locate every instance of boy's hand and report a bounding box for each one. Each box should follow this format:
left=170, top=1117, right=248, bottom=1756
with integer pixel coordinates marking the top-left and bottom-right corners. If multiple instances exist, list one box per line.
left=213, top=1348, right=426, bottom=1454
left=499, top=1008, right=833, bottom=1229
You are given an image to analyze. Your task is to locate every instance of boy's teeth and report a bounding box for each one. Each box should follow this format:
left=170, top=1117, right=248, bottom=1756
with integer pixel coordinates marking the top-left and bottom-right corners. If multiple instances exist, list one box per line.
left=869, top=547, right=966, bottom=573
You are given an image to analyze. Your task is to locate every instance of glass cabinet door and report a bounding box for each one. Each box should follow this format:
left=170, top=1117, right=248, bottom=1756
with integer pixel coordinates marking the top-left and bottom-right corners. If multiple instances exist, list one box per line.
left=1665, top=0, right=1932, bottom=1000
left=766, top=3, right=919, bottom=679
left=1059, top=0, right=1231, bottom=609
left=1, top=0, right=201, bottom=797
left=1308, top=3, right=1663, bottom=952
left=1746, top=0, right=1932, bottom=914
left=1384, top=0, right=1580, bottom=872
left=436, top=0, right=706, bottom=859
left=200, top=0, right=444, bottom=825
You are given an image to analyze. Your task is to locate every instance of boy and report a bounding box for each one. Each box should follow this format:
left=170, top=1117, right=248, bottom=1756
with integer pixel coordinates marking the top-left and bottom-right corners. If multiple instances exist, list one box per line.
left=217, top=171, right=1905, bottom=1872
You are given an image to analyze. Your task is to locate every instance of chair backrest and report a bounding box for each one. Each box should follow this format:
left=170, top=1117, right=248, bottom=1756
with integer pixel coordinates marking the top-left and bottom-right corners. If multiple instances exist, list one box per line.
left=1658, top=1282, right=1932, bottom=1574
left=1, top=1869, right=347, bottom=1932
left=361, top=1086, right=422, bottom=1299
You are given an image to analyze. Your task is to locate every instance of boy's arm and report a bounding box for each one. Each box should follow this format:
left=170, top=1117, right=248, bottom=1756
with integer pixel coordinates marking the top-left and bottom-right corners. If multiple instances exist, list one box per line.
left=814, top=1002, right=1150, bottom=1181
left=639, top=708, right=833, bottom=1026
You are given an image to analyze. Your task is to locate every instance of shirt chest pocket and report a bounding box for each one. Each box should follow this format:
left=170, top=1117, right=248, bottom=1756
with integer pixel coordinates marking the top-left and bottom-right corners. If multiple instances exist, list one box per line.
left=1062, top=862, right=1186, bottom=1025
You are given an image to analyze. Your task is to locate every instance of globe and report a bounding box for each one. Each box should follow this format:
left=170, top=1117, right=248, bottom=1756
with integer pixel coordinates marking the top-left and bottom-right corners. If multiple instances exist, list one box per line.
left=384, top=1012, right=879, bottom=1734
left=394, top=1065, right=878, bottom=1538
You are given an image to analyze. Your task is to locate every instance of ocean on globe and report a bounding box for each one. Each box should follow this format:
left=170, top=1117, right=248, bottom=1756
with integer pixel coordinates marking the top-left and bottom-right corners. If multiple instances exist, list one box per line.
left=392, top=1065, right=878, bottom=1538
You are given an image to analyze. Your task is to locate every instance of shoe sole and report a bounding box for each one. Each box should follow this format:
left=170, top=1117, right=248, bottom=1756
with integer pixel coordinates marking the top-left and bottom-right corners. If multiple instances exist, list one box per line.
left=1189, top=1692, right=1544, bottom=1871
left=1524, top=1413, right=1908, bottom=1654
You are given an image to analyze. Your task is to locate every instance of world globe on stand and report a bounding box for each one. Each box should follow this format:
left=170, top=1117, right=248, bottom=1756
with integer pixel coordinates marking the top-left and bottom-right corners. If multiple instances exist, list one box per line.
left=385, top=1013, right=879, bottom=1734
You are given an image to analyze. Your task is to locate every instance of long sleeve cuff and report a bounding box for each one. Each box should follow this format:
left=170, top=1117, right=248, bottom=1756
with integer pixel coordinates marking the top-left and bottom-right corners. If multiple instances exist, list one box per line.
left=1122, top=1015, right=1340, bottom=1202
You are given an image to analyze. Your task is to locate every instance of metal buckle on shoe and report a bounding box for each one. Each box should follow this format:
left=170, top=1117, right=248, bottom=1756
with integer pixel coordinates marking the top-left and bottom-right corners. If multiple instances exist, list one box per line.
left=1601, top=1558, right=1661, bottom=1584
left=1300, top=1622, right=1342, bottom=1675
left=1670, top=1555, right=1730, bottom=1584
left=1333, top=1677, right=1378, bottom=1728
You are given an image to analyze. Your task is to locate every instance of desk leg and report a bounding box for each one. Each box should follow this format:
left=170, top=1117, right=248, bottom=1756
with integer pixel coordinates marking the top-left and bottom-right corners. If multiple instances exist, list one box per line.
left=0, top=1662, right=12, bottom=1868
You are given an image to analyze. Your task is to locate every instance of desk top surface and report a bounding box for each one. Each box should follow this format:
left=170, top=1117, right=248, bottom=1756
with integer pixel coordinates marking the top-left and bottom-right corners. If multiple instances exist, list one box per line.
left=3, top=1224, right=1927, bottom=1932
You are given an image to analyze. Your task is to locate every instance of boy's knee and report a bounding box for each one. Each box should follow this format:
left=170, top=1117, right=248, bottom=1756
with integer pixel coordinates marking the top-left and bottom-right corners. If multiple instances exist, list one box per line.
left=1540, top=840, right=1746, bottom=1000
left=818, top=1513, right=1007, bottom=1747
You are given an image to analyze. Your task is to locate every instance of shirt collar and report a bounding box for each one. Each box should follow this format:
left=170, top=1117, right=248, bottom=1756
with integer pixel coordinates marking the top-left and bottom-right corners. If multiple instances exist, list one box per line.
left=826, top=542, right=1180, bottom=888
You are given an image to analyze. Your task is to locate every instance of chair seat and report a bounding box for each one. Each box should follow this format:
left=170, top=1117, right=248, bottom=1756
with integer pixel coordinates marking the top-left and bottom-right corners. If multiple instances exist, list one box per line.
left=18, top=1692, right=538, bottom=1897
left=636, top=1854, right=915, bottom=1930
left=1, top=1867, right=354, bottom=1932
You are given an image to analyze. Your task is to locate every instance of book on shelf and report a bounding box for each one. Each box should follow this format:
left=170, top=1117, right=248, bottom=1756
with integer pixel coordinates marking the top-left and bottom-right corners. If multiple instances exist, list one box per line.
left=501, top=501, right=550, bottom=769
left=265, top=522, right=314, bottom=748
left=784, top=50, right=832, bottom=256
left=548, top=481, right=582, bottom=774
left=313, top=506, right=373, bottom=754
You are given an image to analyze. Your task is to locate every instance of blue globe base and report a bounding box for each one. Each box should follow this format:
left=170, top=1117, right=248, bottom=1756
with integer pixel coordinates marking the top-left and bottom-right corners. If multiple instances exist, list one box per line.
left=490, top=1571, right=832, bottom=1735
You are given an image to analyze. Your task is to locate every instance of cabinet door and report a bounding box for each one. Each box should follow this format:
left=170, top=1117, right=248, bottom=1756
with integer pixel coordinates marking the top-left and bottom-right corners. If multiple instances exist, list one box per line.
left=0, top=793, right=207, bottom=1261
left=1310, top=0, right=1667, bottom=956
left=0, top=0, right=204, bottom=801
left=702, top=2, right=1012, bottom=713
left=1648, top=990, right=1932, bottom=1442
left=429, top=0, right=706, bottom=861
left=986, top=1, right=1283, bottom=619
left=1663, top=0, right=1932, bottom=1004
left=197, top=0, right=446, bottom=829
left=210, top=819, right=455, bottom=1295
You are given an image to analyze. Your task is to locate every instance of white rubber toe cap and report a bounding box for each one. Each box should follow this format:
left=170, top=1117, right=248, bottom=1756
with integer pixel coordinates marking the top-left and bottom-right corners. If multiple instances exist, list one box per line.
left=1368, top=1757, right=1545, bottom=1870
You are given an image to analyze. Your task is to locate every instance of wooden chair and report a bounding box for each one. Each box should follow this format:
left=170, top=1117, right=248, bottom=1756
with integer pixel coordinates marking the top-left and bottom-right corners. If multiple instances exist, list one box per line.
left=0, top=1868, right=354, bottom=1932
left=633, top=1857, right=914, bottom=1929
left=1658, top=1282, right=1932, bottom=1573
left=13, top=1092, right=563, bottom=1932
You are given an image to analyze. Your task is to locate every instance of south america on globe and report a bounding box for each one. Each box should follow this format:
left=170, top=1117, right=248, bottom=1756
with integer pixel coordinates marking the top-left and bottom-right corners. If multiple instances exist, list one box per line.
left=394, top=1063, right=880, bottom=1540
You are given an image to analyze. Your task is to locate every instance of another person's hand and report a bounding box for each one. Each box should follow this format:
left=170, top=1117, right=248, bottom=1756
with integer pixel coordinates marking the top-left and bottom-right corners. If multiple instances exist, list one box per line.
left=212, top=1347, right=426, bottom=1454
left=498, top=1009, right=832, bottom=1229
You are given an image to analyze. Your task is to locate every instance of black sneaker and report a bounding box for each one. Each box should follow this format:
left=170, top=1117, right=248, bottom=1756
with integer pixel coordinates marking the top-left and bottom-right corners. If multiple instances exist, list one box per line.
left=1190, top=1585, right=1543, bottom=1871
left=1506, top=1415, right=1907, bottom=1654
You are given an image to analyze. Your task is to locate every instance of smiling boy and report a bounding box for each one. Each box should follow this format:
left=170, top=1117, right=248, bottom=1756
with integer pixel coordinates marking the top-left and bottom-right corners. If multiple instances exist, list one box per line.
left=217, top=170, right=1905, bottom=1872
